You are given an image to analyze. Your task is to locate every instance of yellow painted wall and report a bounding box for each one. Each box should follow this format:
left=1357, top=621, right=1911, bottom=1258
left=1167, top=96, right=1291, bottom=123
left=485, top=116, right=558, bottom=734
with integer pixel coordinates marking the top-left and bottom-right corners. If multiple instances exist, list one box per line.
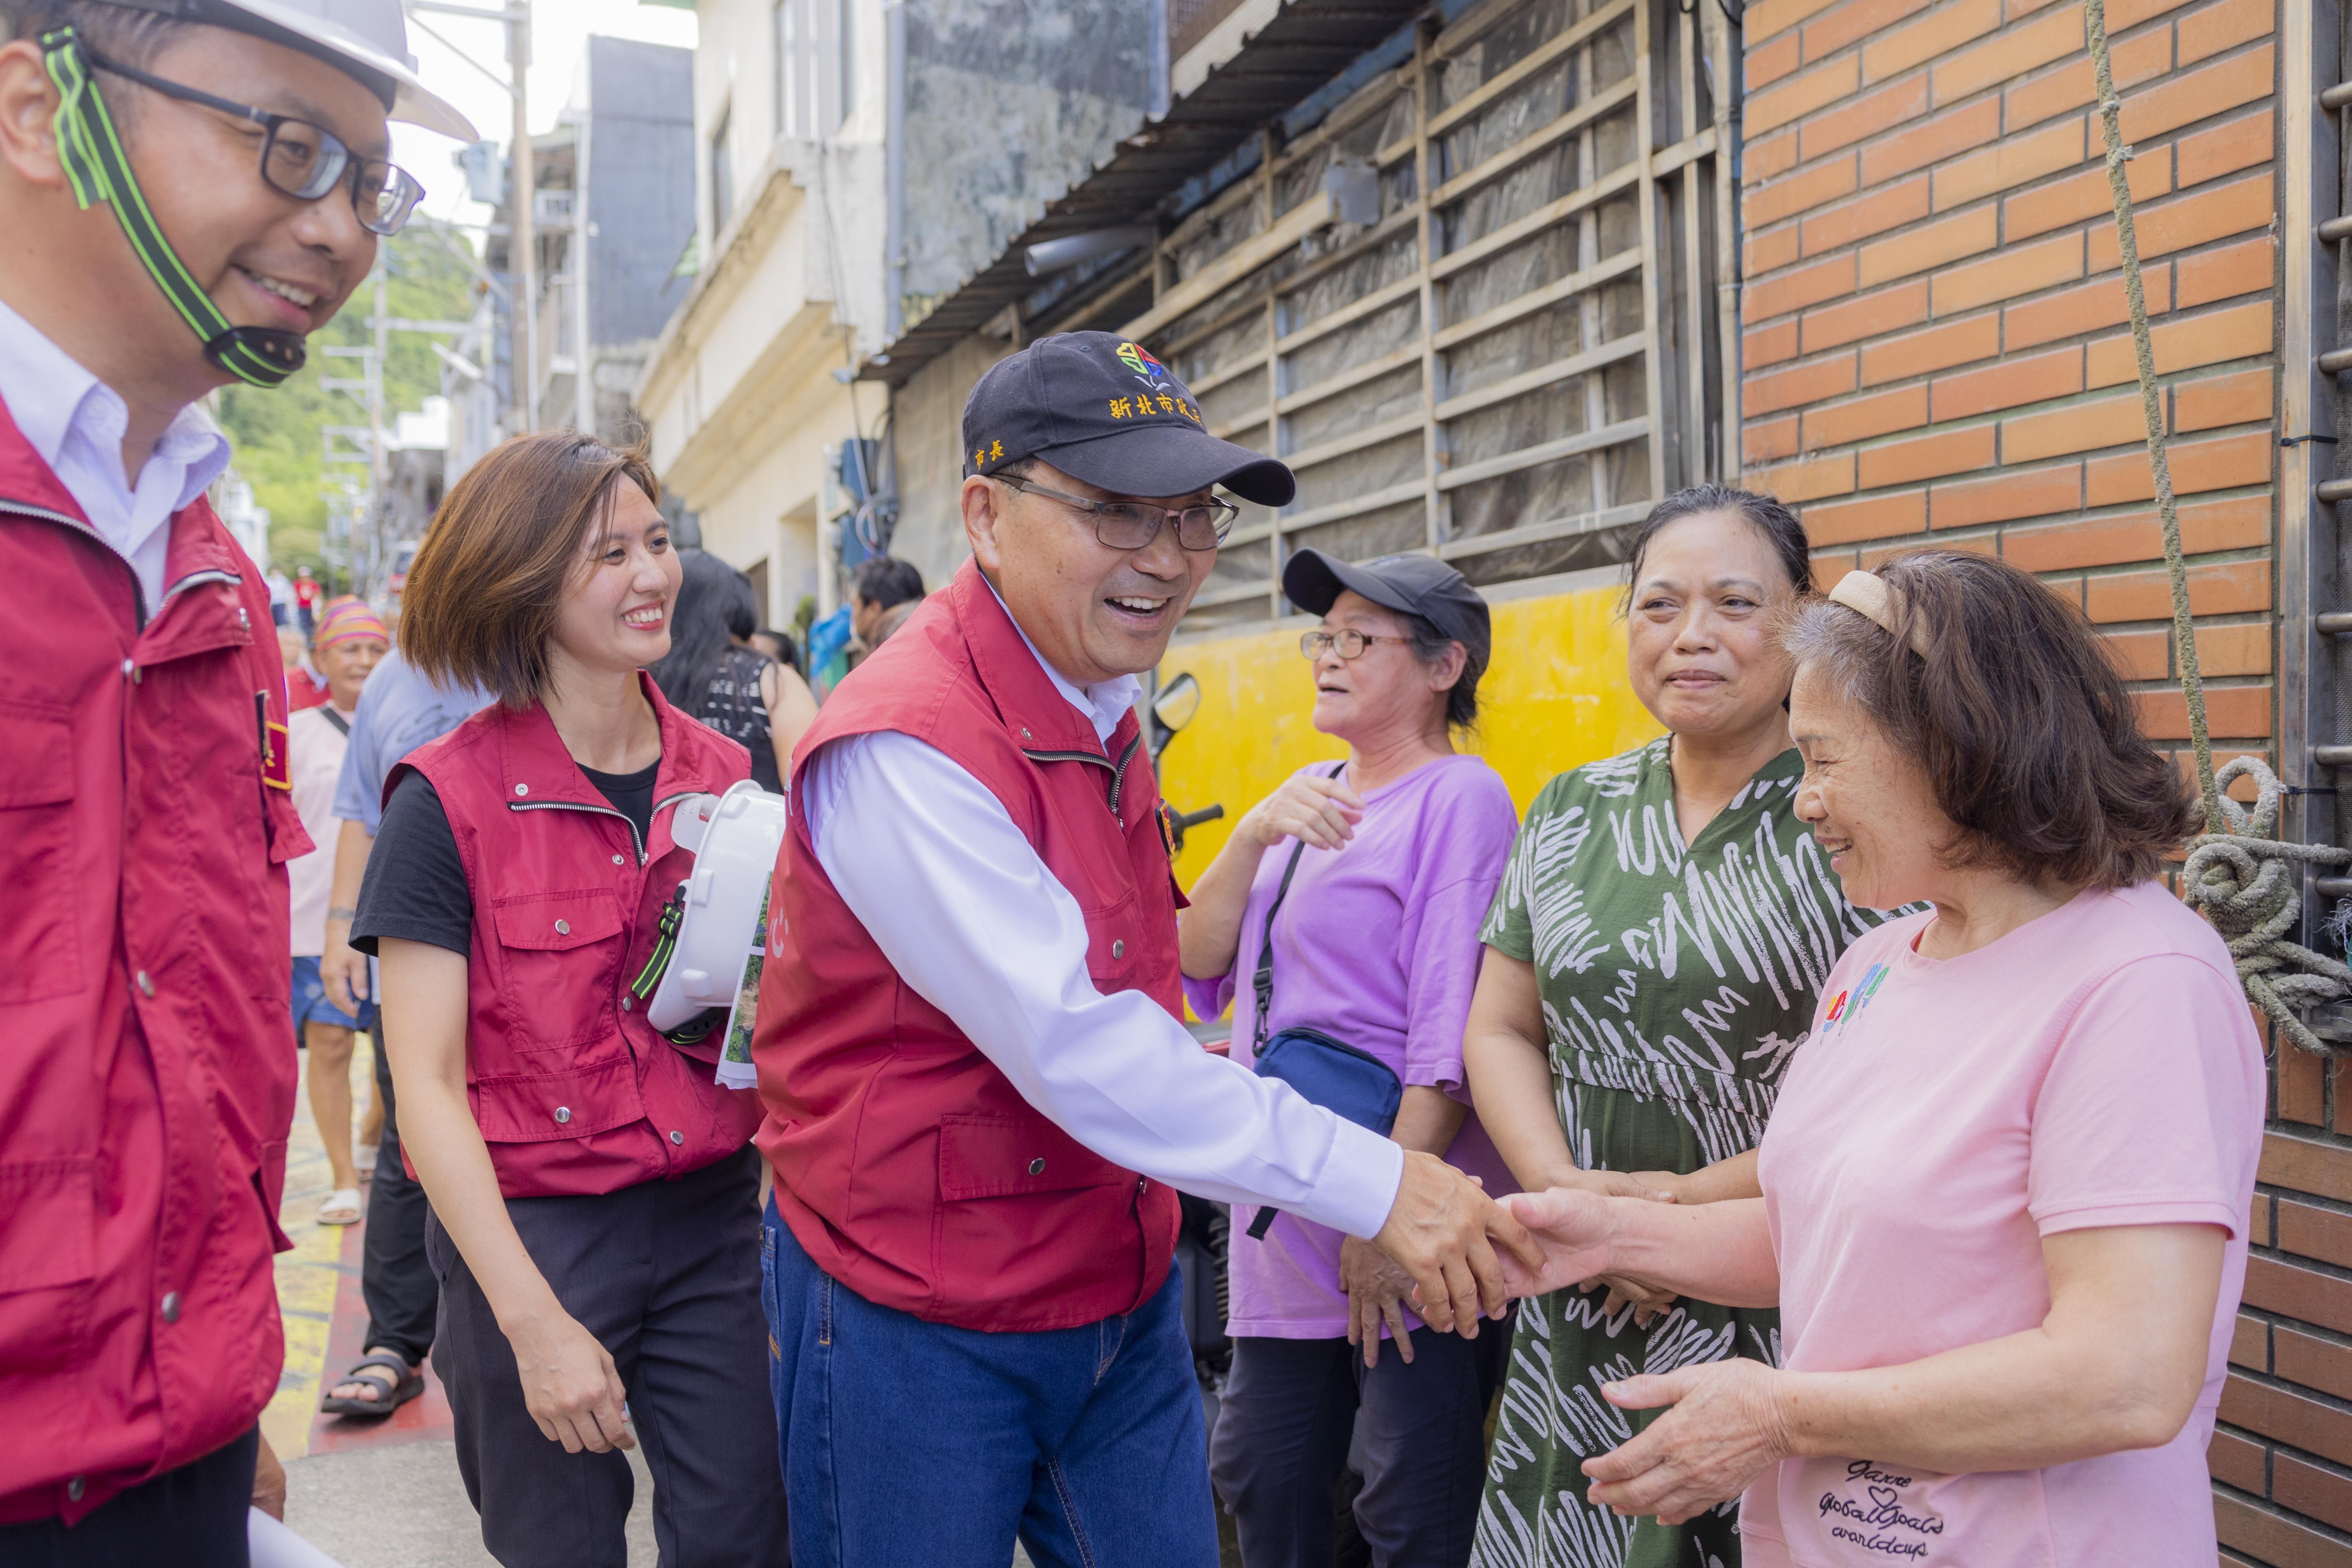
left=1156, top=582, right=1666, bottom=889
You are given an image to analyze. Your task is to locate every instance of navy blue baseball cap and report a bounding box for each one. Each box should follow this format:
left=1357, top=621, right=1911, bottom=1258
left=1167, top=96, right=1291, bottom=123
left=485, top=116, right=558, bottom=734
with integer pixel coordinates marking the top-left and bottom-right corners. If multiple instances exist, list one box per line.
left=961, top=330, right=1296, bottom=507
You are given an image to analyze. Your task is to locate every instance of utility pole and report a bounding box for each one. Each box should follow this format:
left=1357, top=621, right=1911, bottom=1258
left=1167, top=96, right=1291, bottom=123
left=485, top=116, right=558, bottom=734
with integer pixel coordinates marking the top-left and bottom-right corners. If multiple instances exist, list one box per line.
left=369, top=267, right=389, bottom=591
left=574, top=99, right=592, bottom=438
left=509, top=0, right=536, bottom=432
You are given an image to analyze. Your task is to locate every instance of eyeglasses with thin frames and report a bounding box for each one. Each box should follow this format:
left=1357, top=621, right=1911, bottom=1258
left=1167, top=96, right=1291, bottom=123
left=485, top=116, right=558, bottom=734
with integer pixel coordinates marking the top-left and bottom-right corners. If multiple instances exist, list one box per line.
left=1300, top=629, right=1410, bottom=660
left=993, top=474, right=1238, bottom=553
left=85, top=48, right=426, bottom=237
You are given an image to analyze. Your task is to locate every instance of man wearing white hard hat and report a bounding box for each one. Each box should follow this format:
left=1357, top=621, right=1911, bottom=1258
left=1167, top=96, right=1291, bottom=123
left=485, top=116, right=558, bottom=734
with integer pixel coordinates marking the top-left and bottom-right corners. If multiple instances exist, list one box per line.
left=0, top=1, right=470, bottom=1558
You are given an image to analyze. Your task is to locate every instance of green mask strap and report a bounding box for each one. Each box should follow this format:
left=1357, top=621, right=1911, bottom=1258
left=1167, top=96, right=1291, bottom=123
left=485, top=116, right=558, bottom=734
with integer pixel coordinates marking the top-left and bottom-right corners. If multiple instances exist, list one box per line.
left=40, top=26, right=304, bottom=388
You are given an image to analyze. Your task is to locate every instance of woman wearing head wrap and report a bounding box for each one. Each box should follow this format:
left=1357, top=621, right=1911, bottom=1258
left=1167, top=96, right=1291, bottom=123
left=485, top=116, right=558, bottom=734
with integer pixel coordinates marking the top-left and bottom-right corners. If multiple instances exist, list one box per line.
left=288, top=594, right=391, bottom=1222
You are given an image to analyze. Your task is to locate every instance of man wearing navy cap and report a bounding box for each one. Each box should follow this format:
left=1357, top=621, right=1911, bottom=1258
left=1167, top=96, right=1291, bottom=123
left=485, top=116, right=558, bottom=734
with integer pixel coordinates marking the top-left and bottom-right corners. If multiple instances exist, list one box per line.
left=752, top=332, right=1542, bottom=1566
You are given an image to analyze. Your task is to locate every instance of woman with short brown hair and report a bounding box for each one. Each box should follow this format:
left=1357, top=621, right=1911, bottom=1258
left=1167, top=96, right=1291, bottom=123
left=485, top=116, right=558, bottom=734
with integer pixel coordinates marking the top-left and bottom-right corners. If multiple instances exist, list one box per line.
left=350, top=432, right=786, bottom=1567
left=1490, top=549, right=2262, bottom=1568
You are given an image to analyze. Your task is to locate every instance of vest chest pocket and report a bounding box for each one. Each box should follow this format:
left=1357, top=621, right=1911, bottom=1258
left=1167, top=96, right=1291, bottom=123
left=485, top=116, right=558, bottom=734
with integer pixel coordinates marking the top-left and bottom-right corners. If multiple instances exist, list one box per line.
left=489, top=889, right=625, bottom=1050
left=0, top=702, right=79, bottom=1003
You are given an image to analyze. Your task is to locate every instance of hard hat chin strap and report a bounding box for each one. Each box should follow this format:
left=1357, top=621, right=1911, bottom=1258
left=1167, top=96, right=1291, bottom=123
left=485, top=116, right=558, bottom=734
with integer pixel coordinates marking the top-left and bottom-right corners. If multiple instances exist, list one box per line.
left=39, top=27, right=304, bottom=389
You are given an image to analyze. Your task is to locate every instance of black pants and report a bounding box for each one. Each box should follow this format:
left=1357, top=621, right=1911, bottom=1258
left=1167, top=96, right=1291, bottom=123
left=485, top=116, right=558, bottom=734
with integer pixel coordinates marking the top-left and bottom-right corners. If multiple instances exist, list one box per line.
left=1208, top=1321, right=1509, bottom=1568
left=427, top=1147, right=787, bottom=1568
left=0, top=1426, right=256, bottom=1568
left=362, top=1023, right=435, bottom=1366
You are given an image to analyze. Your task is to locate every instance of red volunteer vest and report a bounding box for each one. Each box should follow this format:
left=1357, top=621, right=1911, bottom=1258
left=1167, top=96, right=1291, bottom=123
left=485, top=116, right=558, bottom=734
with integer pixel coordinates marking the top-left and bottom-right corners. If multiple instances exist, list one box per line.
left=0, top=397, right=308, bottom=1524
left=397, top=675, right=764, bottom=1199
left=753, top=561, right=1185, bottom=1332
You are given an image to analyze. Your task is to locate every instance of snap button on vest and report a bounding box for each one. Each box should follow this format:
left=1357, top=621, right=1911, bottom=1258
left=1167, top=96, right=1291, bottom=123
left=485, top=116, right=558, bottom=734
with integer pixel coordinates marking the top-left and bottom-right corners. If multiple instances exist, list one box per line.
left=1028, top=1158, right=1045, bottom=1175
left=514, top=783, right=529, bottom=796
left=612, top=854, right=624, bottom=865
left=66, top=1478, right=83, bottom=1503
left=554, top=1106, right=572, bottom=1124
left=1111, top=940, right=1125, bottom=959
left=621, top=996, right=633, bottom=1011
left=555, top=919, right=570, bottom=935
left=135, top=970, right=155, bottom=998
left=160, top=1292, right=180, bottom=1323
left=670, top=1130, right=685, bottom=1145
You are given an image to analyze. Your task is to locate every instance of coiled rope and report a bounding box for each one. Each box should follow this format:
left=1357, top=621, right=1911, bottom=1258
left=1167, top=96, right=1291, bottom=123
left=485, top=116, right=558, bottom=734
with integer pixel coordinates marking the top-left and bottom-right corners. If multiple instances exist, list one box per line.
left=2086, top=0, right=2352, bottom=1055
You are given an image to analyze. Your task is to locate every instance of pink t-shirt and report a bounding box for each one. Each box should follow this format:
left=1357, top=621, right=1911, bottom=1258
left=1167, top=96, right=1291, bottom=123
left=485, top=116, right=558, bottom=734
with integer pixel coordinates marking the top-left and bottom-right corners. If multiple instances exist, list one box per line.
left=1746, top=879, right=2262, bottom=1567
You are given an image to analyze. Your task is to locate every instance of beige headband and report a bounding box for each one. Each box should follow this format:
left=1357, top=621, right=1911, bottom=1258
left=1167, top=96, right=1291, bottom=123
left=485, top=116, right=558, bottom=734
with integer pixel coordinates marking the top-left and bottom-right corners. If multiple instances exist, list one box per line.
left=1827, top=570, right=1931, bottom=658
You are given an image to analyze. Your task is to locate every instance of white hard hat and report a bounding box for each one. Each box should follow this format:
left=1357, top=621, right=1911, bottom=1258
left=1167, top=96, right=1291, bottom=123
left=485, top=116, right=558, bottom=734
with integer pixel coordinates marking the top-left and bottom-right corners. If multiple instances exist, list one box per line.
left=96, top=0, right=478, bottom=142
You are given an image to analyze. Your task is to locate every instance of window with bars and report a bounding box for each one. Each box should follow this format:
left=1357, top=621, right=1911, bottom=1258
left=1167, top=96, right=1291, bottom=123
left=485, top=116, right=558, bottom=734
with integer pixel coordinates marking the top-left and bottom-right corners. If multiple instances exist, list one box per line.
left=1127, top=0, right=1738, bottom=634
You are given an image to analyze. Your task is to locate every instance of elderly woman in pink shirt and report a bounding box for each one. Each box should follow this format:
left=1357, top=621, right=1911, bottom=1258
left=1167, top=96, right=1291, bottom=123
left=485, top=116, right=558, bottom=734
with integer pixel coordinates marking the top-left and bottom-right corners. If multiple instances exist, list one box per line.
left=1495, top=549, right=2263, bottom=1568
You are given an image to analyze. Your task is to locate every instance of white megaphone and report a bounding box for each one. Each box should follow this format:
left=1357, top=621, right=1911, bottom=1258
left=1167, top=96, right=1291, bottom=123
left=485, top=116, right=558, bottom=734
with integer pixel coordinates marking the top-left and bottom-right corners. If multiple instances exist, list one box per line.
left=643, top=780, right=791, bottom=1088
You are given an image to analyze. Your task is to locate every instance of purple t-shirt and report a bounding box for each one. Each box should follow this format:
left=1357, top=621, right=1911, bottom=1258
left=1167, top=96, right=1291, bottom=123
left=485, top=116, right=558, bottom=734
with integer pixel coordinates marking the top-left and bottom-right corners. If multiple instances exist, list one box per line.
left=1183, top=752, right=1521, bottom=1339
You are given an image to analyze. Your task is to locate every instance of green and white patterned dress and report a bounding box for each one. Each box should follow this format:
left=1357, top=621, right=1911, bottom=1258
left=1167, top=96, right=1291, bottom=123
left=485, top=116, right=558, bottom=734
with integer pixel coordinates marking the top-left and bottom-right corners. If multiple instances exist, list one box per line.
left=1469, top=738, right=1902, bottom=1568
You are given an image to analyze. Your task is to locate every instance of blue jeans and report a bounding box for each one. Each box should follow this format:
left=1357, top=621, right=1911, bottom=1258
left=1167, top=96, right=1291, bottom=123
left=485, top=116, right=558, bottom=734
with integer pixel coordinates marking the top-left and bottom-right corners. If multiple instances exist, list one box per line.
left=760, top=1196, right=1217, bottom=1568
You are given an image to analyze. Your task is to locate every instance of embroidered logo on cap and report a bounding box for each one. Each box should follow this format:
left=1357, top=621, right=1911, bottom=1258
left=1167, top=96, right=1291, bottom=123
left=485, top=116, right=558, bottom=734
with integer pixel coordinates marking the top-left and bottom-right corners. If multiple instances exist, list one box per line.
left=1116, top=341, right=1164, bottom=381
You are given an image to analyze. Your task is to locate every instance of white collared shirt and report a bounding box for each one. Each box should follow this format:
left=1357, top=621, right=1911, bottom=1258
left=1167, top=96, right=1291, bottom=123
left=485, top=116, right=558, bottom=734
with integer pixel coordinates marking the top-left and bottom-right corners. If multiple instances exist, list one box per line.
left=0, top=295, right=232, bottom=615
left=799, top=602, right=1405, bottom=1241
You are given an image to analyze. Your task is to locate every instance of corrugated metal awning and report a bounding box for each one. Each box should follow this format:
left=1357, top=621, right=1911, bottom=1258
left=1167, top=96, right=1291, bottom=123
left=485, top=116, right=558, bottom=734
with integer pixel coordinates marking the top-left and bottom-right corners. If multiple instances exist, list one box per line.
left=863, top=0, right=1425, bottom=386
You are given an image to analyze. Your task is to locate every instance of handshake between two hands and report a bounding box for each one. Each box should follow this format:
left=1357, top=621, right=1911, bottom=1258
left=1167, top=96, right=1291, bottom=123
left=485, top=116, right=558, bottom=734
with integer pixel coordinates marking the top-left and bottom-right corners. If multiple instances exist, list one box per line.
left=1362, top=1158, right=1784, bottom=1527
left=1363, top=1153, right=1684, bottom=1338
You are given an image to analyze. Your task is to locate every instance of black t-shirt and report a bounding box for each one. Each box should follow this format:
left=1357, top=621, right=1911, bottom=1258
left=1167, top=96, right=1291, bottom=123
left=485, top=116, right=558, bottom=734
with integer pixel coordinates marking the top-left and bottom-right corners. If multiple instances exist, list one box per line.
left=350, top=760, right=662, bottom=958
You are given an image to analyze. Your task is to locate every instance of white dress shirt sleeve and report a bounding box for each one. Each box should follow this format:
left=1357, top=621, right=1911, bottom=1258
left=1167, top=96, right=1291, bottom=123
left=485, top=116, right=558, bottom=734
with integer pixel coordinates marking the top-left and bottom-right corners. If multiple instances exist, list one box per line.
left=802, top=729, right=1405, bottom=1238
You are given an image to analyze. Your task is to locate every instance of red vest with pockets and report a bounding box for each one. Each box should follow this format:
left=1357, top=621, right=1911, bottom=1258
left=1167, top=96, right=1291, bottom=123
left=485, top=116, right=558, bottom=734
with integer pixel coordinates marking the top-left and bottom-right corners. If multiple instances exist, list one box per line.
left=753, top=560, right=1185, bottom=1332
left=0, top=396, right=308, bottom=1524
left=395, top=674, right=763, bottom=1199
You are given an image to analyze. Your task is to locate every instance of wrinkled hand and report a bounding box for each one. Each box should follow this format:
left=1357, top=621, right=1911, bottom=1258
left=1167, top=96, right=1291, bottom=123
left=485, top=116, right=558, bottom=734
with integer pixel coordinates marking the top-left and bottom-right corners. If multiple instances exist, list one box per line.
left=1492, top=1186, right=1617, bottom=1297
left=250, top=1430, right=286, bottom=1521
left=1242, top=771, right=1364, bottom=854
left=1372, top=1151, right=1544, bottom=1335
left=1582, top=1357, right=1790, bottom=1525
left=1584, top=1273, right=1680, bottom=1327
left=506, top=1308, right=634, bottom=1454
left=1341, top=1233, right=1418, bottom=1369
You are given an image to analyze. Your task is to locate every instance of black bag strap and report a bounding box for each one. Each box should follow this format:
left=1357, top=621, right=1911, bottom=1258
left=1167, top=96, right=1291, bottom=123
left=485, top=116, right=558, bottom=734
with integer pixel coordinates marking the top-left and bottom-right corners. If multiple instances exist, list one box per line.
left=316, top=704, right=350, bottom=738
left=1249, top=762, right=1347, bottom=1056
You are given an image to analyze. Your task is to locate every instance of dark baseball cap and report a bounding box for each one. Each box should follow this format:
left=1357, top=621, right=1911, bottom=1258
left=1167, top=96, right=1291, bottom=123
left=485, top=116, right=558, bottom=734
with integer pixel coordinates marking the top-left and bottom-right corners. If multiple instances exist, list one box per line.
left=1282, top=548, right=1491, bottom=666
left=961, top=331, right=1296, bottom=507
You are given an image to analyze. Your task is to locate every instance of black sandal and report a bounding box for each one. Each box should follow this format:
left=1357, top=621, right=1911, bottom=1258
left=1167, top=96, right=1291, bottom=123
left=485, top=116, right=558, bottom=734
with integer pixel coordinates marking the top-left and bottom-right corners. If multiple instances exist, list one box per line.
left=319, top=1351, right=423, bottom=1418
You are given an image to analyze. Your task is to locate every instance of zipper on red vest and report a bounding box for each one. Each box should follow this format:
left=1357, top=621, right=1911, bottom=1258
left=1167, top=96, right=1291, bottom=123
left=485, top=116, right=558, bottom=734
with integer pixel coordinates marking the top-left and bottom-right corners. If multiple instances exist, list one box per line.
left=506, top=788, right=702, bottom=866
left=1020, top=732, right=1144, bottom=825
left=4, top=499, right=242, bottom=631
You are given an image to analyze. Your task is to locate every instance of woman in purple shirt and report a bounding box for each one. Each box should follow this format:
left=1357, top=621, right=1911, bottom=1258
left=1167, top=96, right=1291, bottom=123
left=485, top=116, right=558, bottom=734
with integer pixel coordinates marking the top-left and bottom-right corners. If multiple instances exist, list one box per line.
left=1179, top=549, right=1521, bottom=1568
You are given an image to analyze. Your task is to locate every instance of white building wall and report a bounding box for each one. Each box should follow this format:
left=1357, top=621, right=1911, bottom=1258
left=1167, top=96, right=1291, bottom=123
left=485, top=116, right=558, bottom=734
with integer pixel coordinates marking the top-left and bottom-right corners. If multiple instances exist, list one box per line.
left=645, top=0, right=891, bottom=626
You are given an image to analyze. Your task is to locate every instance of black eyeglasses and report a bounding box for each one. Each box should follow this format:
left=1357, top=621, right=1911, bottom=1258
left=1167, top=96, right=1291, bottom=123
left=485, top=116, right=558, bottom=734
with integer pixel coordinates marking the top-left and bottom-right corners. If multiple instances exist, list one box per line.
left=994, top=474, right=1238, bottom=553
left=86, top=48, right=425, bottom=236
left=1300, top=629, right=1410, bottom=660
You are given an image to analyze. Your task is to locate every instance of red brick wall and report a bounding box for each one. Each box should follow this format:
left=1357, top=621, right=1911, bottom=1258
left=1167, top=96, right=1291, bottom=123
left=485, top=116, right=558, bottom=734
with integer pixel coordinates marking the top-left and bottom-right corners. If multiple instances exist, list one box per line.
left=1736, top=0, right=2278, bottom=783
left=1727, top=1, right=2352, bottom=1562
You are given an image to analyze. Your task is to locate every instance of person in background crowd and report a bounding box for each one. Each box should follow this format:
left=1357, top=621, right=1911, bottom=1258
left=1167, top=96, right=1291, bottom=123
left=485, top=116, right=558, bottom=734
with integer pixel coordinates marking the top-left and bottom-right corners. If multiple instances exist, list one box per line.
left=1180, top=549, right=1572, bottom=1568
left=754, top=331, right=1539, bottom=1567
left=750, top=625, right=798, bottom=671
left=843, top=553, right=922, bottom=671
left=0, top=0, right=471, bottom=1552
left=294, top=563, right=321, bottom=633
left=1493, top=550, right=2259, bottom=1568
left=650, top=548, right=818, bottom=792
left=268, top=562, right=294, bottom=626
left=864, top=596, right=918, bottom=651
left=1464, top=487, right=1903, bottom=1568
left=288, top=597, right=389, bottom=1226
left=851, top=554, right=922, bottom=644
left=316, top=632, right=493, bottom=1418
left=281, top=622, right=329, bottom=709
left=356, top=433, right=785, bottom=1566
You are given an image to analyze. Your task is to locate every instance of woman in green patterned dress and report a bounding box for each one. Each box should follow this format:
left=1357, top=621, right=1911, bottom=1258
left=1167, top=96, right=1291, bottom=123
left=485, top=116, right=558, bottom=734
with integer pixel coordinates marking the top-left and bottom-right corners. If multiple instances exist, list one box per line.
left=1464, top=487, right=1904, bottom=1568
